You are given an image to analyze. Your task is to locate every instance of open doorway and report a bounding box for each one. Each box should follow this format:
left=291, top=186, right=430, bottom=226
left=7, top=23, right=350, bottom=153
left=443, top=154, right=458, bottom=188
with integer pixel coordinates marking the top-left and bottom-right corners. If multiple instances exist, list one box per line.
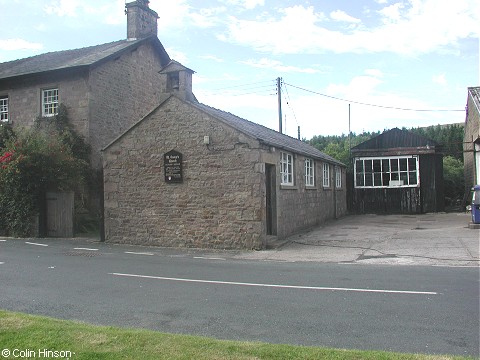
left=265, top=164, right=277, bottom=235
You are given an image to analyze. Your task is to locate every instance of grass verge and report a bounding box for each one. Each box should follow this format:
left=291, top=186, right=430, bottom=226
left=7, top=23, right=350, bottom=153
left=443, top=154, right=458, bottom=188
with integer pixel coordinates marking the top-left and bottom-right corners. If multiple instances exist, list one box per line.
left=0, top=310, right=473, bottom=360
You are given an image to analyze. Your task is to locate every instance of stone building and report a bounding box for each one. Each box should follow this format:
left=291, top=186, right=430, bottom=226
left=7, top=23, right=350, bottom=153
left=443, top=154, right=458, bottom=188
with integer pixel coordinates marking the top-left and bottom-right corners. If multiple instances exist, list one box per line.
left=0, top=0, right=170, bottom=168
left=0, top=0, right=347, bottom=245
left=103, top=65, right=347, bottom=249
left=464, top=87, right=480, bottom=199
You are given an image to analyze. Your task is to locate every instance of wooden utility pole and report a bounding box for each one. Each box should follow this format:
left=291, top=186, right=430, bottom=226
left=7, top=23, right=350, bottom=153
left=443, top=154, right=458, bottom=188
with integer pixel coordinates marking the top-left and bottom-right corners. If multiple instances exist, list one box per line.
left=277, top=77, right=282, bottom=133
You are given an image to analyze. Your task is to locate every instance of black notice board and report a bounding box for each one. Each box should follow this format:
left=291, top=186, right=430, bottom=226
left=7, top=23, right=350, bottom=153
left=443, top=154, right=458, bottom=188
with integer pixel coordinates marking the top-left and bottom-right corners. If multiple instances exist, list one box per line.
left=164, top=150, right=183, bottom=183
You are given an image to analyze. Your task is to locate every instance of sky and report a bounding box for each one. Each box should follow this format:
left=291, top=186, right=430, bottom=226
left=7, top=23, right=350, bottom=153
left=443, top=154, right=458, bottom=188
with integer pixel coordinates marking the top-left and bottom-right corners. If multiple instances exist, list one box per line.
left=1, top=0, right=479, bottom=139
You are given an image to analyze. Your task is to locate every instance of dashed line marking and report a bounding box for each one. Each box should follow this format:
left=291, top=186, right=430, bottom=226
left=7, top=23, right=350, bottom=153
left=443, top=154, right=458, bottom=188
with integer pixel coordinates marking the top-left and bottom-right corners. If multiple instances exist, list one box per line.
left=74, top=248, right=99, bottom=251
left=193, top=256, right=226, bottom=261
left=0, top=262, right=4, bottom=265
left=125, top=251, right=155, bottom=256
left=25, top=242, right=48, bottom=247
left=109, top=272, right=438, bottom=295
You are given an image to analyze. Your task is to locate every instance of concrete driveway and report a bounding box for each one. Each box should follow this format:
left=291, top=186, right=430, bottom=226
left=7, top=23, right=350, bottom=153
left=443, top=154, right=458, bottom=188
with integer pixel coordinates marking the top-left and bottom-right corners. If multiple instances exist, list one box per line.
left=236, top=212, right=480, bottom=266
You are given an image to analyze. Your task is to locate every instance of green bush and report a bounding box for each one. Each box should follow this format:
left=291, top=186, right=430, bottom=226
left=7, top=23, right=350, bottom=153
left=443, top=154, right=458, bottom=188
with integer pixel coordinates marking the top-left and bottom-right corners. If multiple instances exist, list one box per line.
left=443, top=155, right=465, bottom=207
left=0, top=107, right=91, bottom=237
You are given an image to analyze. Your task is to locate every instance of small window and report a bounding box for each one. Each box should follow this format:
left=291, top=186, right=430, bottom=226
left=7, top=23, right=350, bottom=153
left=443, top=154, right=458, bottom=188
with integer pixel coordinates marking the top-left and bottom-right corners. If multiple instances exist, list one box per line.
left=167, top=72, right=180, bottom=91
left=335, top=167, right=342, bottom=188
left=323, top=163, right=330, bottom=188
left=305, top=158, right=314, bottom=186
left=0, top=96, right=8, bottom=122
left=42, top=88, right=59, bottom=117
left=280, top=152, right=294, bottom=185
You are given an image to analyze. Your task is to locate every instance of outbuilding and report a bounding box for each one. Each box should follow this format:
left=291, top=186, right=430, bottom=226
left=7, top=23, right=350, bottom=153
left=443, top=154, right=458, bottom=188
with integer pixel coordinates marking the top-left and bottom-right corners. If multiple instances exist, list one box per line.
left=350, top=128, right=444, bottom=214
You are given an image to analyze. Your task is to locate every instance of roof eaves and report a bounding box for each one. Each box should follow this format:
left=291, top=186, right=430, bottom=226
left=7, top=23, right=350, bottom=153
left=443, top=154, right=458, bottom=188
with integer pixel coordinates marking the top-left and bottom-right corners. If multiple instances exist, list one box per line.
left=189, top=101, right=345, bottom=166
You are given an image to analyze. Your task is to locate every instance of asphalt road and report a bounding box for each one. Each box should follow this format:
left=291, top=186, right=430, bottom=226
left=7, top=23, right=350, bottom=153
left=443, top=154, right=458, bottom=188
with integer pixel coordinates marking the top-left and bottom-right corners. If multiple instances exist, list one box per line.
left=0, top=238, right=479, bottom=357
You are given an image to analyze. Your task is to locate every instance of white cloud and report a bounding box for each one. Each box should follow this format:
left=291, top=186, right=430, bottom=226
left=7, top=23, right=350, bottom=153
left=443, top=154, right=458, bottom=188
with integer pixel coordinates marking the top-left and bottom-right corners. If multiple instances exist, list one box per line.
left=364, top=69, right=384, bottom=78
left=241, top=58, right=320, bottom=74
left=44, top=0, right=80, bottom=17
left=432, top=73, right=447, bottom=86
left=220, top=0, right=480, bottom=55
left=330, top=10, right=361, bottom=23
left=199, top=55, right=224, bottom=62
left=165, top=47, right=189, bottom=64
left=0, top=39, right=43, bottom=51
left=221, top=0, right=265, bottom=10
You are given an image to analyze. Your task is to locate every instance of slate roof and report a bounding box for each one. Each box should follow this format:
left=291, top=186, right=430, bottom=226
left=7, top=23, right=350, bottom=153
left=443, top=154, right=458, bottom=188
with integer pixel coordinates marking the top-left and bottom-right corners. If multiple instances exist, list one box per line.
left=352, top=128, right=438, bottom=151
left=0, top=36, right=170, bottom=80
left=192, top=102, right=345, bottom=166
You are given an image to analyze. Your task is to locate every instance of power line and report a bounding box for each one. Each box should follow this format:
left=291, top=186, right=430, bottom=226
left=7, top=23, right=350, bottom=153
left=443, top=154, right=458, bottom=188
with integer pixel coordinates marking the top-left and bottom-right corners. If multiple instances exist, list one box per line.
left=283, top=82, right=465, bottom=112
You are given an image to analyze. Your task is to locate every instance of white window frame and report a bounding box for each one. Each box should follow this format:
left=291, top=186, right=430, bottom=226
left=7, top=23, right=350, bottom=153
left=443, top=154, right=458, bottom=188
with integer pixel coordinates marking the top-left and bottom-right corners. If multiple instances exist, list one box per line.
left=354, top=156, right=420, bottom=188
left=280, top=152, right=294, bottom=185
left=305, top=158, right=315, bottom=186
left=0, top=95, right=8, bottom=122
left=323, top=163, right=330, bottom=188
left=42, top=88, right=59, bottom=117
left=335, top=166, right=342, bottom=188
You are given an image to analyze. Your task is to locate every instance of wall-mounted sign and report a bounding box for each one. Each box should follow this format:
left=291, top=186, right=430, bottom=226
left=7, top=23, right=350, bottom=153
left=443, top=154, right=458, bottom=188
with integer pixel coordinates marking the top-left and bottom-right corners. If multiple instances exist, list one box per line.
left=164, top=150, right=183, bottom=183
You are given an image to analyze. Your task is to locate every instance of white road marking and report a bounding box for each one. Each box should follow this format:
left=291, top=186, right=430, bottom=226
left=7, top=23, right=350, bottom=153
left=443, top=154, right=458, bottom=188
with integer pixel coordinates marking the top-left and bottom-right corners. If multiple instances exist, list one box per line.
left=193, top=256, right=226, bottom=261
left=74, top=248, right=99, bottom=251
left=109, top=272, right=438, bottom=295
left=0, top=240, right=6, bottom=242
left=0, top=262, right=4, bottom=265
left=25, top=242, right=48, bottom=247
left=124, top=251, right=155, bottom=256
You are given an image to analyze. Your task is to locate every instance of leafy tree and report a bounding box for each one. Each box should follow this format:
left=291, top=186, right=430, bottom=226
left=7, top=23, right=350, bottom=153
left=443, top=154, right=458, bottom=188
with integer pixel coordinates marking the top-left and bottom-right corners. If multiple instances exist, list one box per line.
left=443, top=155, right=465, bottom=206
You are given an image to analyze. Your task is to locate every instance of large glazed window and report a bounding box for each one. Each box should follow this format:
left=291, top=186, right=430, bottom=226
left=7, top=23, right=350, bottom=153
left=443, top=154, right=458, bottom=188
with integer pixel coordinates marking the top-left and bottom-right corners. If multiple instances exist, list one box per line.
left=354, top=156, right=419, bottom=188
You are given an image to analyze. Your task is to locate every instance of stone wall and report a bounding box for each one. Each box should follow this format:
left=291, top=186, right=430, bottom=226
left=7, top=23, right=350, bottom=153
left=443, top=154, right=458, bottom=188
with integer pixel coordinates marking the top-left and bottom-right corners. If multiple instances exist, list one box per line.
left=464, top=91, right=480, bottom=195
left=0, top=40, right=168, bottom=169
left=0, top=71, right=90, bottom=135
left=89, top=41, right=168, bottom=168
left=103, top=96, right=265, bottom=249
left=273, top=156, right=347, bottom=239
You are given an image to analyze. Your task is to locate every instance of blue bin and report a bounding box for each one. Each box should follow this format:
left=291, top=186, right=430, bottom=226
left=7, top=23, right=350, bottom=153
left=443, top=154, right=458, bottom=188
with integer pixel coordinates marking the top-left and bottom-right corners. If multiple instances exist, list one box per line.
left=471, top=185, right=480, bottom=224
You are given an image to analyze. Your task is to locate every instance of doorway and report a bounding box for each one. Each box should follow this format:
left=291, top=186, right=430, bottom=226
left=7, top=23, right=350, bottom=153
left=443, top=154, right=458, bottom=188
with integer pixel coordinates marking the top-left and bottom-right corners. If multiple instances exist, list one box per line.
left=265, top=164, right=277, bottom=235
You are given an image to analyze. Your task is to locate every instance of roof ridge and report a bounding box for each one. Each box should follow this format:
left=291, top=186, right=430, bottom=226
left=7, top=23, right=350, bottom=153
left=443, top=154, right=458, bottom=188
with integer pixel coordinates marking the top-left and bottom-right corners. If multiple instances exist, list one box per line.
left=0, top=39, right=129, bottom=66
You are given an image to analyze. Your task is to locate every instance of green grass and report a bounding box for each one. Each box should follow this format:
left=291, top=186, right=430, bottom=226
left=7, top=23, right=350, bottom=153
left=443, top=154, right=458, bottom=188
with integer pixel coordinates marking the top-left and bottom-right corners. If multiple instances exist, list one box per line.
left=0, top=310, right=473, bottom=360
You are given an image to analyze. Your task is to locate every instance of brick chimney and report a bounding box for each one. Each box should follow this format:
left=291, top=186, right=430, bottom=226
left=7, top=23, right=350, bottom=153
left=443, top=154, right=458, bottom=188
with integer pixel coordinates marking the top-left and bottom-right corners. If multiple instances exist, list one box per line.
left=125, top=0, right=159, bottom=40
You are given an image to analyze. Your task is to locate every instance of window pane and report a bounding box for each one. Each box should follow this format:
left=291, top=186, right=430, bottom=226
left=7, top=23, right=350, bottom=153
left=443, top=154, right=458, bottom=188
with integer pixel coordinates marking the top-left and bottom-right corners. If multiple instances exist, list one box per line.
left=374, top=173, right=382, bottom=186
left=356, top=173, right=364, bottom=187
left=373, top=159, right=381, bottom=173
left=382, top=159, right=389, bottom=172
left=356, top=160, right=363, bottom=173
left=391, top=172, right=399, bottom=181
left=400, top=172, right=408, bottom=183
left=382, top=172, right=390, bottom=186
left=365, top=160, right=372, bottom=173
left=409, top=171, right=417, bottom=185
left=400, top=158, right=407, bottom=171
left=390, top=159, right=398, bottom=172
left=408, top=157, right=417, bottom=170
left=365, top=174, right=373, bottom=186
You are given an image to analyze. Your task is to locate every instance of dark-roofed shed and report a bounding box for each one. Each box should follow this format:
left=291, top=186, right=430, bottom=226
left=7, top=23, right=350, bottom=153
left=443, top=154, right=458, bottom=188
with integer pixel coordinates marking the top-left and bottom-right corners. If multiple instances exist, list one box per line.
left=351, top=128, right=444, bottom=214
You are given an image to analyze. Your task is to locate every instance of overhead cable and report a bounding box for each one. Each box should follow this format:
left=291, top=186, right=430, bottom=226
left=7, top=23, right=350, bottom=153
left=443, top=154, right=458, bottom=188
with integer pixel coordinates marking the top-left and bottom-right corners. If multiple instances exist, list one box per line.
left=283, top=82, right=465, bottom=112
